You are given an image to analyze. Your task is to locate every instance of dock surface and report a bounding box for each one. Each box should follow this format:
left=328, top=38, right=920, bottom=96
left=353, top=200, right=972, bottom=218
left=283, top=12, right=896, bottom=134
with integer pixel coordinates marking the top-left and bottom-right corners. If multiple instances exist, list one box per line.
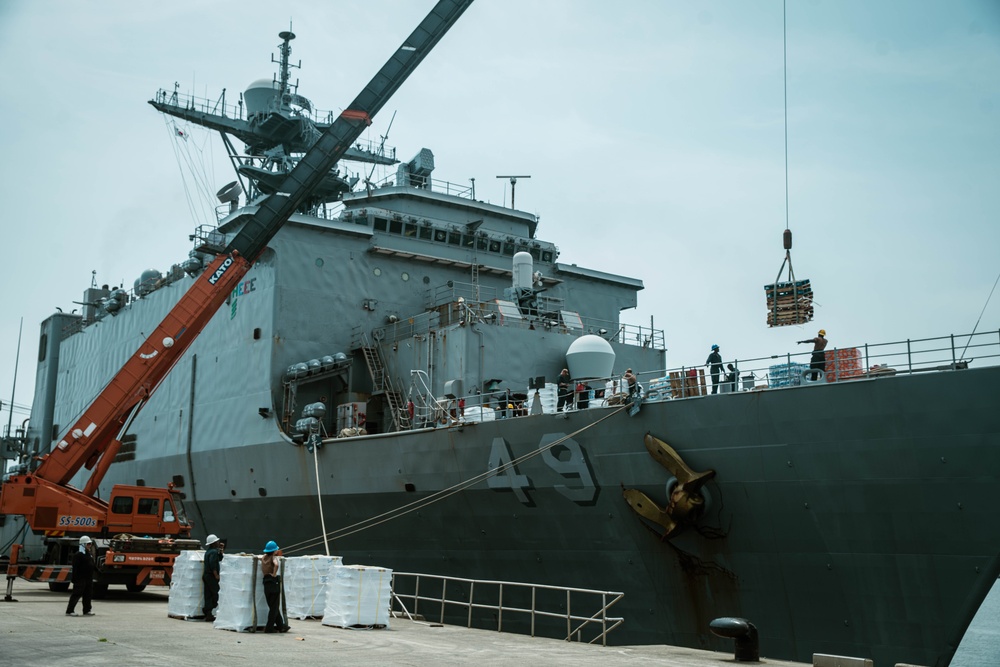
left=0, top=580, right=810, bottom=666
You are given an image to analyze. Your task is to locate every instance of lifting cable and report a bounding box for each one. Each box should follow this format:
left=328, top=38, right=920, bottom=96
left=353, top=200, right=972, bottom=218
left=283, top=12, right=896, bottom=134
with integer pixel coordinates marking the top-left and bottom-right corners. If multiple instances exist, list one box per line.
left=960, top=269, right=1000, bottom=360
left=765, top=0, right=814, bottom=328
left=282, top=404, right=630, bottom=556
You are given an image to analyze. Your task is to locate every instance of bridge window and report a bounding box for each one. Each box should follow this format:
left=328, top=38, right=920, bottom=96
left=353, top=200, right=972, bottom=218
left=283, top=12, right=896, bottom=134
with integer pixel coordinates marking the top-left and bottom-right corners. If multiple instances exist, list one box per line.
left=373, top=217, right=388, bottom=232
left=389, top=218, right=402, bottom=235
left=419, top=226, right=433, bottom=240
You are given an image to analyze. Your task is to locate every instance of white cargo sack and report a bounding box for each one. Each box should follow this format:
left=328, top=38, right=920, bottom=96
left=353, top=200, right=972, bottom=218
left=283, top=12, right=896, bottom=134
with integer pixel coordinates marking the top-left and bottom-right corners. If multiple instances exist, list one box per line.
left=284, top=555, right=342, bottom=620
left=167, top=549, right=205, bottom=619
left=322, top=564, right=392, bottom=628
left=214, top=554, right=270, bottom=632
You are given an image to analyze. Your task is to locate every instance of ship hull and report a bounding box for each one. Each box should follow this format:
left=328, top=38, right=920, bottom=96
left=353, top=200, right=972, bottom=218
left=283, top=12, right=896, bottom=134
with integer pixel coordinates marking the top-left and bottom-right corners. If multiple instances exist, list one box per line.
left=127, top=364, right=1000, bottom=666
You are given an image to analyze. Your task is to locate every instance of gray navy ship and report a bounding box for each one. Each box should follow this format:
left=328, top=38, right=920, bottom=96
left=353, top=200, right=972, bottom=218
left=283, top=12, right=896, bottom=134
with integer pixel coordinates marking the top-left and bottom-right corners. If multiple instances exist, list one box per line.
left=4, top=20, right=1000, bottom=667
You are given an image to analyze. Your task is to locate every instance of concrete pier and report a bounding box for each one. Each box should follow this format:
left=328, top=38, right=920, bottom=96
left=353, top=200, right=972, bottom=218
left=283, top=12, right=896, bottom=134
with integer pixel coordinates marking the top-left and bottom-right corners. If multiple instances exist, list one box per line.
left=0, top=580, right=810, bottom=666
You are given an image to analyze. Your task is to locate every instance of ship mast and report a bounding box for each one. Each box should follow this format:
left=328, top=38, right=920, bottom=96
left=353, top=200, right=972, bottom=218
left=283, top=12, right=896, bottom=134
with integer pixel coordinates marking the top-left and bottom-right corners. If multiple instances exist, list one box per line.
left=274, top=29, right=300, bottom=102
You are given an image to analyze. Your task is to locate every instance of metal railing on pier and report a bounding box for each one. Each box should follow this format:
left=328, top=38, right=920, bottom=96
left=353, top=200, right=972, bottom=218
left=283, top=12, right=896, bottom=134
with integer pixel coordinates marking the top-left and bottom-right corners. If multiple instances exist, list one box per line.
left=391, top=571, right=624, bottom=646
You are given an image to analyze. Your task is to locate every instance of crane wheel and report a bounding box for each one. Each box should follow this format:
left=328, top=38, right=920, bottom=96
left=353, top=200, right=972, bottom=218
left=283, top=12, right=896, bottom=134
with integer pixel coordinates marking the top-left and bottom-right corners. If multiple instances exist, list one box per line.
left=126, top=583, right=147, bottom=593
left=48, top=582, right=70, bottom=593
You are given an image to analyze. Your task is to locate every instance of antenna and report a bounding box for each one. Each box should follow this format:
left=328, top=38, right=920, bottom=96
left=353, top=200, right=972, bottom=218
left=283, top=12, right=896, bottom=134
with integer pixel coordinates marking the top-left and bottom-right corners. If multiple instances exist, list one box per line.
left=367, top=110, right=397, bottom=185
left=274, top=27, right=301, bottom=97
left=6, top=318, right=22, bottom=446
left=496, top=175, right=530, bottom=209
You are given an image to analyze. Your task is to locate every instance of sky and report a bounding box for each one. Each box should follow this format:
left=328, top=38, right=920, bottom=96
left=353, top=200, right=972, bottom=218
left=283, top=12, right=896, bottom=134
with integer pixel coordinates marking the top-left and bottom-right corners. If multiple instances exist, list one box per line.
left=0, top=0, right=998, bottom=432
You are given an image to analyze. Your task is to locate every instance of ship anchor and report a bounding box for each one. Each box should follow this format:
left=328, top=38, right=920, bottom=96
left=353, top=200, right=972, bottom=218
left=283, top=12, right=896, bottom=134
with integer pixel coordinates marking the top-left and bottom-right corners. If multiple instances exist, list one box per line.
left=623, top=434, right=716, bottom=540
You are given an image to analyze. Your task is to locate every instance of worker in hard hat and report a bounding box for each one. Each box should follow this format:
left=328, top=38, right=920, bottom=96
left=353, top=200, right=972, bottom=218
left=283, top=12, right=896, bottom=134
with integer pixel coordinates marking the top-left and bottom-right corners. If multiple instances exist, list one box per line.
left=798, top=329, right=829, bottom=381
left=705, top=345, right=725, bottom=394
left=66, top=536, right=96, bottom=617
left=202, top=534, right=225, bottom=622
left=260, top=540, right=289, bottom=633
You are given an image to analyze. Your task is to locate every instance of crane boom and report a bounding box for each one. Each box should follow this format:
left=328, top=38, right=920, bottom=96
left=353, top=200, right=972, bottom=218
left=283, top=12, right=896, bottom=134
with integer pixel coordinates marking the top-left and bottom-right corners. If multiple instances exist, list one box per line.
left=1, top=0, right=474, bottom=525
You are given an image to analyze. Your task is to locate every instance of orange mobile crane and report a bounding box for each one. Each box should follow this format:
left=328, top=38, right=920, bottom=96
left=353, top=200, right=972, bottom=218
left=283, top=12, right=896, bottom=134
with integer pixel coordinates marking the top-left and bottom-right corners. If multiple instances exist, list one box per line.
left=1, top=0, right=473, bottom=600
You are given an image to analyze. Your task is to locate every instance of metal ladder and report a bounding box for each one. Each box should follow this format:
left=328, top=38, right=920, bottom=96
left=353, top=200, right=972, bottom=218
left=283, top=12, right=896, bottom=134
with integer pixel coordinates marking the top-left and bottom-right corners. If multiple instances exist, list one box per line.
left=359, top=332, right=410, bottom=432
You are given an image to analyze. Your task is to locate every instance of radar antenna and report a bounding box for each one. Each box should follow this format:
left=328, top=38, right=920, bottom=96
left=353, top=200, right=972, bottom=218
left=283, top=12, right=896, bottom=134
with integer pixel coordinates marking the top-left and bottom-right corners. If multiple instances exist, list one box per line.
left=274, top=26, right=301, bottom=98
left=496, top=174, right=530, bottom=209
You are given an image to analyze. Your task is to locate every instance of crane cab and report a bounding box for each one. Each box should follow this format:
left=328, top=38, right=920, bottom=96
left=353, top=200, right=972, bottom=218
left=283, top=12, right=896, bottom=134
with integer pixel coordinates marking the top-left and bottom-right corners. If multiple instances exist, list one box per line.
left=105, top=484, right=191, bottom=538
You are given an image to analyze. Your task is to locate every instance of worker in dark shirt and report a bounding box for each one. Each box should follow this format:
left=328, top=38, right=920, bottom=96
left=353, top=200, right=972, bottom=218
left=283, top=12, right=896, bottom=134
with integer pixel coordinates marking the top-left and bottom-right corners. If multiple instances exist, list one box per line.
left=557, top=369, right=572, bottom=412
left=706, top=345, right=724, bottom=394
left=66, top=535, right=96, bottom=616
left=202, top=534, right=224, bottom=621
left=725, top=363, right=739, bottom=393
left=798, top=329, right=829, bottom=381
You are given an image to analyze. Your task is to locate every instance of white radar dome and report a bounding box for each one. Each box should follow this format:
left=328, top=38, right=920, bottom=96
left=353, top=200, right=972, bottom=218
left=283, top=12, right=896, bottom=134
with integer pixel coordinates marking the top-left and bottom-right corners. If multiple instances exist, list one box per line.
left=565, top=335, right=615, bottom=380
left=512, top=252, right=533, bottom=291
left=244, top=78, right=279, bottom=116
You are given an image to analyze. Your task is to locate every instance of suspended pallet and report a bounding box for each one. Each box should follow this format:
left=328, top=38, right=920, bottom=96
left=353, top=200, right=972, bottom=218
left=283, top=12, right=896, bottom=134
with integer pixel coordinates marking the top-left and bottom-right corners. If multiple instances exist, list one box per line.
left=766, top=230, right=814, bottom=327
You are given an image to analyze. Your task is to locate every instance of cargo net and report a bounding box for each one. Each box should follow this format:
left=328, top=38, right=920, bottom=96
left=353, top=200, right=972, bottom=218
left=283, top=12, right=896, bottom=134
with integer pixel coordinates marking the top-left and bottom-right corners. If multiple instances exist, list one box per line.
left=765, top=279, right=813, bottom=327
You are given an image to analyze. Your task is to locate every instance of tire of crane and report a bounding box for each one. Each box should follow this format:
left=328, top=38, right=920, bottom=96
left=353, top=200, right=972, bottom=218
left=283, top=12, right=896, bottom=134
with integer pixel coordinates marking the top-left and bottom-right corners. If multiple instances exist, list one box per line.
left=126, top=583, right=147, bottom=593
left=48, top=581, right=70, bottom=593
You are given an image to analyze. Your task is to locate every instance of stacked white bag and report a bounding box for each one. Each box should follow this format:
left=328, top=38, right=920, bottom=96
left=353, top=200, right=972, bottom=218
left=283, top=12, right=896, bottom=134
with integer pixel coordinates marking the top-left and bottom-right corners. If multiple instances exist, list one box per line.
left=322, top=564, right=392, bottom=629
left=167, top=549, right=205, bottom=619
left=285, top=555, right=342, bottom=620
left=214, top=553, right=269, bottom=631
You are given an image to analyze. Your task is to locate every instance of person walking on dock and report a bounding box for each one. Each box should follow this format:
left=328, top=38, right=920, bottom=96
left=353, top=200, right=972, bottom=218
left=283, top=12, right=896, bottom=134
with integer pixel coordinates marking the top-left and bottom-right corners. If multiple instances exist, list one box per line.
left=798, top=329, right=829, bottom=380
left=706, top=345, right=724, bottom=394
left=202, top=534, right=224, bottom=621
left=261, top=540, right=289, bottom=633
left=65, top=536, right=96, bottom=617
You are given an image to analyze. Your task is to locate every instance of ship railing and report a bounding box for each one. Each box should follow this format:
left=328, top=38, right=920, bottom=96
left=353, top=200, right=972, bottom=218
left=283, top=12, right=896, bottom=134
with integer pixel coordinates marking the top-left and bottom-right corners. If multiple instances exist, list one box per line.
left=390, top=571, right=625, bottom=646
left=153, top=87, right=345, bottom=128
left=427, top=281, right=499, bottom=309
left=352, top=312, right=442, bottom=349
left=367, top=172, right=476, bottom=199
left=640, top=329, right=1000, bottom=398
left=423, top=283, right=665, bottom=350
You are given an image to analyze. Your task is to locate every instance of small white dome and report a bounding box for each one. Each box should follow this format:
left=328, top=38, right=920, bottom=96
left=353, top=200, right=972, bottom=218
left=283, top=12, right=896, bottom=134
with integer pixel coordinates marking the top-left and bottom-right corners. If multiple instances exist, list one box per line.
left=565, top=335, right=615, bottom=379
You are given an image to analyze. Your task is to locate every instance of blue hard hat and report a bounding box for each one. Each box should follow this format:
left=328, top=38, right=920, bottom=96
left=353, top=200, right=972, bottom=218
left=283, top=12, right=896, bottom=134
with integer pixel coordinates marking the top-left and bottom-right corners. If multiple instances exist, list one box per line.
left=263, top=540, right=279, bottom=553
left=711, top=344, right=719, bottom=350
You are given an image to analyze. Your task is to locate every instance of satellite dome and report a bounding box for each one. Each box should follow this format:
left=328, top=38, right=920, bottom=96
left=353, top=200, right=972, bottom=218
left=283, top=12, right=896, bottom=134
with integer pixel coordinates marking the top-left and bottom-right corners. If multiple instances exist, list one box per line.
left=244, top=78, right=279, bottom=116
left=565, top=335, right=615, bottom=380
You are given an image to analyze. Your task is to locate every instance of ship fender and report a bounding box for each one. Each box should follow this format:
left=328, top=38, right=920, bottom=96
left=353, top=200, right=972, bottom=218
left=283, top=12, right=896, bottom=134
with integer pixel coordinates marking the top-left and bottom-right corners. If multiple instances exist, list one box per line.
left=709, top=617, right=759, bottom=662
left=801, top=368, right=825, bottom=384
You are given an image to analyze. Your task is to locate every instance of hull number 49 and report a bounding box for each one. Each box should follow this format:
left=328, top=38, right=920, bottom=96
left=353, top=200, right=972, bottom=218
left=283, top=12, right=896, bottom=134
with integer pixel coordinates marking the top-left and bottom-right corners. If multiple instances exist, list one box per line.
left=487, top=434, right=598, bottom=506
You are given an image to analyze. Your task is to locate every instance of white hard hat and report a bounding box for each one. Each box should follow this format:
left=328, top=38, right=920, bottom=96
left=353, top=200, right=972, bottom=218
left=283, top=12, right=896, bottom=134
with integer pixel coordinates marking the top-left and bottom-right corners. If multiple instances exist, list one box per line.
left=205, top=534, right=220, bottom=547
left=79, top=536, right=92, bottom=545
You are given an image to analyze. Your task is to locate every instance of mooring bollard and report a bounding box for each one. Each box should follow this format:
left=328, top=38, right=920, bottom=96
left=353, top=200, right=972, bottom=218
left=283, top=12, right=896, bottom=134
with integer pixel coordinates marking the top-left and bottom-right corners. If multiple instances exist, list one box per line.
left=710, top=616, right=759, bottom=662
